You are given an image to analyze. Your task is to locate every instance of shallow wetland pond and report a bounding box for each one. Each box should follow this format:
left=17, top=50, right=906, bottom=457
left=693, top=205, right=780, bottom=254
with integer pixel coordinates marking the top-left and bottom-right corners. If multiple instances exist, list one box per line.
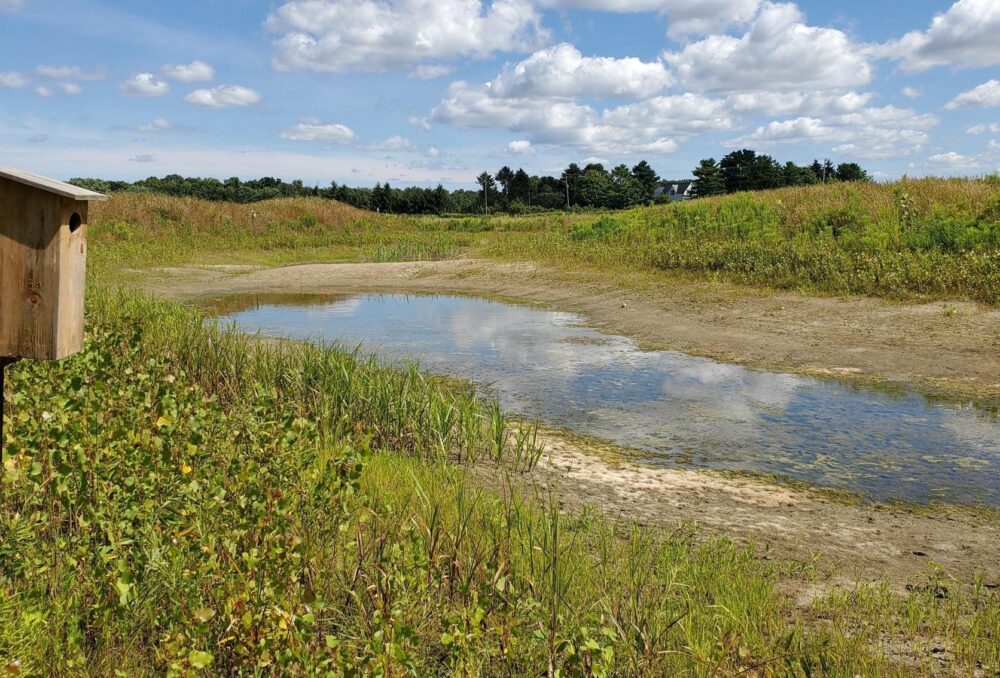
left=213, top=292, right=1000, bottom=507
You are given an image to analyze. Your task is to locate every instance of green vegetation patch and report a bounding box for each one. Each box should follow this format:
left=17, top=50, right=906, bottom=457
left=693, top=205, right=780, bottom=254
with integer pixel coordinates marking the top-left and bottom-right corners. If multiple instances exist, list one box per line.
left=2, top=289, right=997, bottom=674
left=485, top=178, right=1000, bottom=304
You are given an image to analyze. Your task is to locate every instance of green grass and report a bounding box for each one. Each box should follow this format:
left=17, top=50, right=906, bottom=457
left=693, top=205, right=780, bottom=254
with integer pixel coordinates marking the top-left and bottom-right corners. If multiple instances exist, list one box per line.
left=482, top=179, right=1000, bottom=304
left=1, top=288, right=998, bottom=675
left=89, top=177, right=1000, bottom=303
left=87, top=193, right=480, bottom=275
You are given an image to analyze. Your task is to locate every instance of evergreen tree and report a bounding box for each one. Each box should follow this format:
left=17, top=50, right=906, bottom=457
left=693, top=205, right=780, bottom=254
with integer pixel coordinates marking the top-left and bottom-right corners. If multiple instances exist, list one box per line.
left=577, top=166, right=614, bottom=208
left=720, top=149, right=758, bottom=193
left=495, top=166, right=514, bottom=199
left=809, top=160, right=824, bottom=182
left=611, top=164, right=643, bottom=208
left=752, top=153, right=783, bottom=189
left=371, top=182, right=388, bottom=212
left=631, top=160, right=660, bottom=202
left=510, top=168, right=531, bottom=203
left=692, top=158, right=725, bottom=197
left=433, top=184, right=449, bottom=213
left=782, top=162, right=818, bottom=187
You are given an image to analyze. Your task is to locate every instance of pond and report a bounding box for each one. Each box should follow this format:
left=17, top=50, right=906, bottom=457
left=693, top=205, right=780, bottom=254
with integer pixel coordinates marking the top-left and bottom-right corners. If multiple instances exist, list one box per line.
left=213, top=292, right=1000, bottom=507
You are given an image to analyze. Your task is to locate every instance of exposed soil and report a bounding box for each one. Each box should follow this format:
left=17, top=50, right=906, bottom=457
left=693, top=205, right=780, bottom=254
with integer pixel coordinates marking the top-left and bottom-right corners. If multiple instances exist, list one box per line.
left=498, top=433, right=1000, bottom=592
left=132, top=260, right=1000, bottom=588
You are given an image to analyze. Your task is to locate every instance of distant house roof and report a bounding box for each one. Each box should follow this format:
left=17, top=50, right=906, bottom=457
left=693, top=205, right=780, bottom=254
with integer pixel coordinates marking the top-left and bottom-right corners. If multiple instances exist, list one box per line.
left=0, top=166, right=107, bottom=201
left=655, top=180, right=693, bottom=199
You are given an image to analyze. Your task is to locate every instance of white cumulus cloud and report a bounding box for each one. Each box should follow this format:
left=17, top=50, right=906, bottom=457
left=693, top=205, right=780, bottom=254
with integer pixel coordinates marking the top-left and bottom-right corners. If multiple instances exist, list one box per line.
left=488, top=43, right=671, bottom=100
left=542, top=0, right=761, bottom=37
left=162, top=60, right=215, bottom=83
left=184, top=85, right=262, bottom=109
left=266, top=0, right=548, bottom=72
left=35, top=82, right=82, bottom=97
left=967, top=123, right=1000, bottom=135
left=506, top=140, right=534, bottom=154
left=946, top=80, right=1000, bottom=110
left=280, top=119, right=358, bottom=143
left=662, top=3, right=872, bottom=93
left=137, top=118, right=177, bottom=133
left=428, top=41, right=716, bottom=154
left=876, top=0, right=1000, bottom=72
left=725, top=90, right=872, bottom=117
left=732, top=105, right=938, bottom=160
left=432, top=80, right=729, bottom=154
left=120, top=73, right=170, bottom=97
left=927, top=151, right=981, bottom=169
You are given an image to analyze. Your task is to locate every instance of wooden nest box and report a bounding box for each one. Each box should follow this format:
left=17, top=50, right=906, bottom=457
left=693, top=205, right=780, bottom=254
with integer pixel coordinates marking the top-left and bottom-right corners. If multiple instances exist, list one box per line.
left=0, top=166, right=106, bottom=361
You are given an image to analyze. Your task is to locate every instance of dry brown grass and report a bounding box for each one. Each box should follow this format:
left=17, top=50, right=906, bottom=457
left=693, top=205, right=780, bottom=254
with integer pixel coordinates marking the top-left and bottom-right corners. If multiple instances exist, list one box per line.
left=91, top=193, right=368, bottom=236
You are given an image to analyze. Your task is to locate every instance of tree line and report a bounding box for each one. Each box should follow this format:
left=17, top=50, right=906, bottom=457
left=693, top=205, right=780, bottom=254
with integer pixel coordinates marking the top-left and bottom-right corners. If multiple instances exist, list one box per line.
left=68, top=151, right=868, bottom=216
left=68, top=161, right=664, bottom=215
left=691, top=150, right=868, bottom=197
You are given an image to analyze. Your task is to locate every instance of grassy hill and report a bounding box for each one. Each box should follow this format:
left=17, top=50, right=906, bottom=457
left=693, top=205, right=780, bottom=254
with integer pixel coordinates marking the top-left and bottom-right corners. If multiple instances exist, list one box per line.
left=90, top=177, right=1000, bottom=303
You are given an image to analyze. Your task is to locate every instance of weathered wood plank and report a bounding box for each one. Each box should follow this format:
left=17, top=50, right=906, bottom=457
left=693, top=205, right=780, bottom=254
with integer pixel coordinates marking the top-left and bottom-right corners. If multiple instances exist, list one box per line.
left=0, top=166, right=107, bottom=201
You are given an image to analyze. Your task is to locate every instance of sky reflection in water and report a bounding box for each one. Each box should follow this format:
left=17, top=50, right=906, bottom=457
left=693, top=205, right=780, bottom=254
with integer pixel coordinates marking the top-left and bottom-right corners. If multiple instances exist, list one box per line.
left=218, top=293, right=1000, bottom=507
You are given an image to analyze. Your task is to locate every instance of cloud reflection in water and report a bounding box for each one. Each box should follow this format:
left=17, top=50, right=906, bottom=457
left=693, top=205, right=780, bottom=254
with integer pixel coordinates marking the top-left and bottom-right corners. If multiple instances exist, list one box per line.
left=220, top=293, right=1000, bottom=507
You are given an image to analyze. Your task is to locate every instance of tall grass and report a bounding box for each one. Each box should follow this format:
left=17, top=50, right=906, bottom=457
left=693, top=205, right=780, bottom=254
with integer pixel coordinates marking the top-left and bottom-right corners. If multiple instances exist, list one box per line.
left=88, top=195, right=477, bottom=272
left=485, top=178, right=1000, bottom=303
left=1, top=287, right=997, bottom=674
left=91, top=177, right=1000, bottom=302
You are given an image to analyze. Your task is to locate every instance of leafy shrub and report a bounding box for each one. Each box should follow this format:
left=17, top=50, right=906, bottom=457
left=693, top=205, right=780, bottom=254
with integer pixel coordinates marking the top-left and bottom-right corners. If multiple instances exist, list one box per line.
left=445, top=217, right=494, bottom=233
left=298, top=212, right=319, bottom=229
left=570, top=215, right=623, bottom=241
left=811, top=205, right=868, bottom=239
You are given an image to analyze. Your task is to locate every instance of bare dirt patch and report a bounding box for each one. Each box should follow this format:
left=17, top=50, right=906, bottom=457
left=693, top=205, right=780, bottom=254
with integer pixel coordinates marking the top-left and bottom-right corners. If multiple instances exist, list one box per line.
left=495, top=434, right=1000, bottom=591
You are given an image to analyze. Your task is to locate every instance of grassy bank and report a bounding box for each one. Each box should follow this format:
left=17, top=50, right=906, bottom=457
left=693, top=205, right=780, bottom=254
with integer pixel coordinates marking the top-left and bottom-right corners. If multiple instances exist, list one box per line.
left=483, top=177, right=1000, bottom=303
left=88, top=193, right=474, bottom=273
left=1, top=289, right=998, bottom=674
left=89, top=177, right=1000, bottom=303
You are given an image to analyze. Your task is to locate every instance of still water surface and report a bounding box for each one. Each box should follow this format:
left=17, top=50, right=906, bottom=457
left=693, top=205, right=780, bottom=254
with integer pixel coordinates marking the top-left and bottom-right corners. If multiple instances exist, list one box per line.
left=215, top=293, right=1000, bottom=507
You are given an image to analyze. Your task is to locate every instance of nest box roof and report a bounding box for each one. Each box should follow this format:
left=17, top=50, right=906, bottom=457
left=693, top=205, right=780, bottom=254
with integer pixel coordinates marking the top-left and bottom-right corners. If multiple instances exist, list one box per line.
left=0, top=166, right=107, bottom=201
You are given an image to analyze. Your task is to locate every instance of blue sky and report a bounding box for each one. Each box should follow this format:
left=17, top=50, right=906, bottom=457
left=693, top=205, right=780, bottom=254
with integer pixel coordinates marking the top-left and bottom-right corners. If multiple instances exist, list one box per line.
left=1, top=0, right=998, bottom=187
